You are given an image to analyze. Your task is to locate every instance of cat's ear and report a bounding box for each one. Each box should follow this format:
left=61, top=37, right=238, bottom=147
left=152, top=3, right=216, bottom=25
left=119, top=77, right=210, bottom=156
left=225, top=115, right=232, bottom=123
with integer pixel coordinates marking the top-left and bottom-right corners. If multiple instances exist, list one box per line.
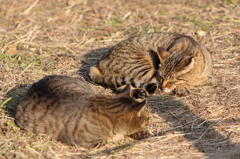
left=157, top=47, right=171, bottom=61
left=116, top=84, right=132, bottom=98
left=173, top=56, right=195, bottom=78
left=132, top=100, right=147, bottom=117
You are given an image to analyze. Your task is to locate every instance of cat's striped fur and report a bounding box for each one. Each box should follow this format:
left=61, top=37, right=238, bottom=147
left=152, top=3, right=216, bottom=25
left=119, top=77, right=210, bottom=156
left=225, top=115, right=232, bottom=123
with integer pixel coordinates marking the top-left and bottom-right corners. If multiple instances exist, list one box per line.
left=15, top=75, right=149, bottom=148
left=89, top=32, right=212, bottom=96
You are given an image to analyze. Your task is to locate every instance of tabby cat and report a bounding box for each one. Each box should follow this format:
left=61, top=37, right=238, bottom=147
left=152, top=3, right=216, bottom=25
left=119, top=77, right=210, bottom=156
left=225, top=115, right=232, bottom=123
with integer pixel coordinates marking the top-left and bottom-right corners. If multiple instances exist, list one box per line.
left=89, top=32, right=212, bottom=96
left=15, top=75, right=149, bottom=148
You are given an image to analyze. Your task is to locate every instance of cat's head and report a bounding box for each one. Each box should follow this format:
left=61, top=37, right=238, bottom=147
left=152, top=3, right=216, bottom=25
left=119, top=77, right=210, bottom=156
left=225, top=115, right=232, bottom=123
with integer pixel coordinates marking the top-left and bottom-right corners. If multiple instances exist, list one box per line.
left=116, top=85, right=150, bottom=134
left=157, top=47, right=195, bottom=93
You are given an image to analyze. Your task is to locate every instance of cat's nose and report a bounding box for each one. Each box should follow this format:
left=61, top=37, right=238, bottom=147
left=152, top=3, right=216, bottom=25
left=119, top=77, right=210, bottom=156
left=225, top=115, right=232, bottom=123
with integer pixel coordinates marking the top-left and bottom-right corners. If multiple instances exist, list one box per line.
left=160, top=87, right=172, bottom=93
left=162, top=88, right=172, bottom=93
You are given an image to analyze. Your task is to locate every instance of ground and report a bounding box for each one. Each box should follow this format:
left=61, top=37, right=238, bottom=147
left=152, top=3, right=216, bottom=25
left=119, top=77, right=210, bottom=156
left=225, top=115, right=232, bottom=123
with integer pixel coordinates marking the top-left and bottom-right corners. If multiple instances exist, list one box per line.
left=0, top=0, right=239, bottom=158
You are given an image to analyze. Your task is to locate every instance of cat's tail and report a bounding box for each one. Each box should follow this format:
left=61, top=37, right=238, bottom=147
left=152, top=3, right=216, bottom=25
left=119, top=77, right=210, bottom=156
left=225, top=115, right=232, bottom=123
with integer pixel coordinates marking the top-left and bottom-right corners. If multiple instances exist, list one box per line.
left=89, top=66, right=145, bottom=90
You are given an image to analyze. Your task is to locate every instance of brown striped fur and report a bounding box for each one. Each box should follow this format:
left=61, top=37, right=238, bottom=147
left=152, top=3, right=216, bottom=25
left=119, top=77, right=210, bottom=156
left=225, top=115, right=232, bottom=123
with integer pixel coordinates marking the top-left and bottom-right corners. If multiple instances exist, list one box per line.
left=15, top=75, right=149, bottom=148
left=89, top=32, right=212, bottom=96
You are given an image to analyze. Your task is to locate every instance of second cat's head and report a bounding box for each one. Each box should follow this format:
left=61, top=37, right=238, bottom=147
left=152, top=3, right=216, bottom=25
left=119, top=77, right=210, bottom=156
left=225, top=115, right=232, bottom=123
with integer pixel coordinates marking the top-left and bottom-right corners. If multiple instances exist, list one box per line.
left=157, top=47, right=195, bottom=93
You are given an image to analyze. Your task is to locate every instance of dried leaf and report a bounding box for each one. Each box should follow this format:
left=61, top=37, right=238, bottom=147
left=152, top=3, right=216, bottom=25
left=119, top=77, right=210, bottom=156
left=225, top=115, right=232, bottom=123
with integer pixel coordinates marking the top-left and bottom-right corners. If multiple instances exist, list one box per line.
left=5, top=45, right=17, bottom=55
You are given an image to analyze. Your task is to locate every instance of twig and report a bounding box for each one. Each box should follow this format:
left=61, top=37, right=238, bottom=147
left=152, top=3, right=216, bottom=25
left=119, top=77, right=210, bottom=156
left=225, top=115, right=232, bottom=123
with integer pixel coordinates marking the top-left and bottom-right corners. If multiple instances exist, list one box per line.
left=63, top=46, right=77, bottom=54
left=26, top=146, right=41, bottom=155
left=190, top=126, right=211, bottom=148
left=122, top=12, right=131, bottom=20
left=24, top=0, right=39, bottom=14
left=168, top=110, right=177, bottom=118
left=19, top=63, right=34, bottom=76
left=197, top=120, right=207, bottom=127
left=0, top=98, right=12, bottom=107
left=0, top=116, right=14, bottom=119
left=49, top=146, right=60, bottom=159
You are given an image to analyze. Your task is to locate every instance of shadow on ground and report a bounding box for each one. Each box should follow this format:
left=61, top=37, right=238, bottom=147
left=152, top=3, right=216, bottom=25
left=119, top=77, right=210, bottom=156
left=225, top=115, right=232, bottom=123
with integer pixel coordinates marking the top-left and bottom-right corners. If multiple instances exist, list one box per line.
left=78, top=47, right=111, bottom=82
left=148, top=95, right=238, bottom=157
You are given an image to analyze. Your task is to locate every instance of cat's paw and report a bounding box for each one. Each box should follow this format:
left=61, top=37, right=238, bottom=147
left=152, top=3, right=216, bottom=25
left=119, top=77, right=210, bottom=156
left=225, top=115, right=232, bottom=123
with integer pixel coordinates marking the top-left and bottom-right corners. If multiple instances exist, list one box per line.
left=132, top=88, right=149, bottom=99
left=145, top=83, right=158, bottom=94
left=129, top=129, right=152, bottom=140
left=174, top=85, right=189, bottom=96
left=116, top=86, right=149, bottom=99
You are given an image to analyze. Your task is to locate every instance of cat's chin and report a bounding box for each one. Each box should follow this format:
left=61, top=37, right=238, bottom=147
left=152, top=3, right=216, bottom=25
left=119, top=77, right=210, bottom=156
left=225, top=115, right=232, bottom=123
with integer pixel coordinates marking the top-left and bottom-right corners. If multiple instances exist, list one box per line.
left=162, top=88, right=174, bottom=93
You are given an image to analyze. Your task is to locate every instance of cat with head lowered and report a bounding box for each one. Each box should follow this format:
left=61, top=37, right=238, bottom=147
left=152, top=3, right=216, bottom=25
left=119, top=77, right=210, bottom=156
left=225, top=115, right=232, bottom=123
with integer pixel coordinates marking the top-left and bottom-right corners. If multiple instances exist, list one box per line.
left=89, top=32, right=212, bottom=96
left=15, top=75, right=149, bottom=148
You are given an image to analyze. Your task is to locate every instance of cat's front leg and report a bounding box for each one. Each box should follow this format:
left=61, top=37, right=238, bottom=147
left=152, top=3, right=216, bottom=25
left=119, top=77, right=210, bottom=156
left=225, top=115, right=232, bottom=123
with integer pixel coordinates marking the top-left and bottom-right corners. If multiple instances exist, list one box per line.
left=173, top=85, right=190, bottom=96
left=131, top=88, right=149, bottom=99
left=116, top=85, right=149, bottom=99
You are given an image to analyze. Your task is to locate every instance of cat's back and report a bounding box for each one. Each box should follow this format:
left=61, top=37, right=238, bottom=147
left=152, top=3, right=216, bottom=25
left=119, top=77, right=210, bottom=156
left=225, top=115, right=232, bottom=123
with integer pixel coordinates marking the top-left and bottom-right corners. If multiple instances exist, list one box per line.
left=103, top=33, right=173, bottom=56
left=16, top=75, right=95, bottom=113
left=30, top=75, right=95, bottom=96
left=106, top=32, right=191, bottom=54
left=98, top=32, right=203, bottom=67
left=15, top=75, right=95, bottom=135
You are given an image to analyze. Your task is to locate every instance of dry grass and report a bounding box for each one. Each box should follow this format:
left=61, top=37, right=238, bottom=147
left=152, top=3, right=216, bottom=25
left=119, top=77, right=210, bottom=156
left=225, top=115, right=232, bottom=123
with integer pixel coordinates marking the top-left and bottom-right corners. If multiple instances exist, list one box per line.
left=0, top=0, right=240, bottom=158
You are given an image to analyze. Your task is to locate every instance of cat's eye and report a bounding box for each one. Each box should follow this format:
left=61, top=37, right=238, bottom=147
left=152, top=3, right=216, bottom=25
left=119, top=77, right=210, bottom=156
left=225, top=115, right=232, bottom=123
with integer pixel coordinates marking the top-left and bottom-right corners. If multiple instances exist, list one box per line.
left=168, top=81, right=178, bottom=84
